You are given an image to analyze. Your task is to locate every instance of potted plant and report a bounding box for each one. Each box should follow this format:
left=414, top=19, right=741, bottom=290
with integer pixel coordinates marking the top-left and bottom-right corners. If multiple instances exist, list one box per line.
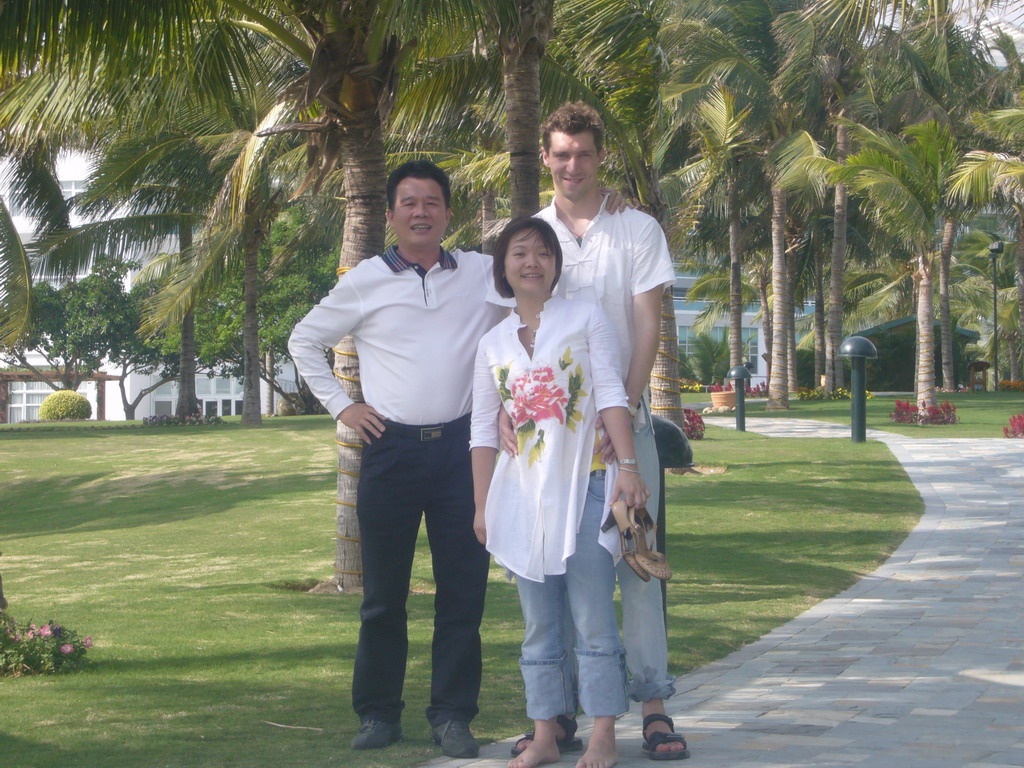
left=708, top=383, right=736, bottom=408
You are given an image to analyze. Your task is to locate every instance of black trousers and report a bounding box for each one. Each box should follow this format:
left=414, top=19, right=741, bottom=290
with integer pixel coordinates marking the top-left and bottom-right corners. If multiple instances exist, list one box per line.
left=350, top=415, right=489, bottom=727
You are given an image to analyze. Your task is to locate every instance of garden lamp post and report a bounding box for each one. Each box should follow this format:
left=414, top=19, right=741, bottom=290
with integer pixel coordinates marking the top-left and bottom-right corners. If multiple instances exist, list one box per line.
left=727, top=364, right=752, bottom=431
left=989, top=240, right=1003, bottom=389
left=838, top=335, right=877, bottom=444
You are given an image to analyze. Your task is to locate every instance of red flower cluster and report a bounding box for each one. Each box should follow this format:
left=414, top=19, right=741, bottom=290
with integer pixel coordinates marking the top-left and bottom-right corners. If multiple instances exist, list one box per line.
left=890, top=400, right=958, bottom=425
left=511, top=366, right=568, bottom=427
left=1004, top=413, right=1024, bottom=439
left=682, top=408, right=705, bottom=440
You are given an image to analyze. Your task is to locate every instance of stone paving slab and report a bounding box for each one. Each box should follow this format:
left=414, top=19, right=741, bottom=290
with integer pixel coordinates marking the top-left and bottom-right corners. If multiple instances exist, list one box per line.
left=421, top=419, right=1024, bottom=768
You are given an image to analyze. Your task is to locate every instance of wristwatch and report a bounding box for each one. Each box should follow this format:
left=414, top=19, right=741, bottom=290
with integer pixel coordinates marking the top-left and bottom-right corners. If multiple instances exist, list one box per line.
left=617, top=458, right=637, bottom=466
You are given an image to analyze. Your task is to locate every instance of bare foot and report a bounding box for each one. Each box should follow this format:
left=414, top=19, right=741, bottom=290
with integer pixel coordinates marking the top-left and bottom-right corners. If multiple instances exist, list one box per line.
left=509, top=741, right=560, bottom=768
left=513, top=718, right=574, bottom=755
left=576, top=736, right=617, bottom=768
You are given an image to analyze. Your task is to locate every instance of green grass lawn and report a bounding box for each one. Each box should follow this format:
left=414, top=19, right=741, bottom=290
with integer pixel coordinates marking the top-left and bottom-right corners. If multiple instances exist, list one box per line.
left=733, top=390, right=1024, bottom=438
left=0, top=417, right=921, bottom=767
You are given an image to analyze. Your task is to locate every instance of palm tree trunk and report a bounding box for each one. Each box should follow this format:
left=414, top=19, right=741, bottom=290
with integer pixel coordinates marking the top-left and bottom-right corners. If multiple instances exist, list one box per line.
left=503, top=45, right=542, bottom=219
left=1007, top=335, right=1020, bottom=383
left=767, top=182, right=789, bottom=409
left=759, top=277, right=772, bottom=380
left=814, top=250, right=825, bottom=388
left=1015, top=211, right=1024, bottom=382
left=481, top=190, right=497, bottom=253
left=175, top=220, right=200, bottom=418
left=825, top=122, right=849, bottom=393
left=728, top=174, right=743, bottom=367
left=938, top=217, right=956, bottom=389
left=649, top=289, right=685, bottom=429
left=241, top=232, right=262, bottom=426
left=264, top=349, right=275, bottom=415
left=786, top=239, right=798, bottom=394
left=915, top=249, right=936, bottom=407
left=330, top=127, right=388, bottom=593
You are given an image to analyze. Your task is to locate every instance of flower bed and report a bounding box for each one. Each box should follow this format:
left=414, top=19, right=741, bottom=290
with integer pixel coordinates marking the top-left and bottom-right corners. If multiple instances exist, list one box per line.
left=796, top=386, right=874, bottom=401
left=1, top=611, right=92, bottom=676
left=1004, top=413, right=1024, bottom=439
left=142, top=414, right=224, bottom=427
left=683, top=408, right=705, bottom=440
left=890, top=400, right=958, bottom=425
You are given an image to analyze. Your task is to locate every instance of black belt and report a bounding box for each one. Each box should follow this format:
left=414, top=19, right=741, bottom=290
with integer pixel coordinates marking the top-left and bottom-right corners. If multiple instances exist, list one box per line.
left=382, top=412, right=471, bottom=441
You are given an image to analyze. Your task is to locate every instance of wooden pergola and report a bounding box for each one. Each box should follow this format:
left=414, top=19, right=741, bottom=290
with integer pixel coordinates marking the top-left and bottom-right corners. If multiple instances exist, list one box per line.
left=0, top=370, right=121, bottom=423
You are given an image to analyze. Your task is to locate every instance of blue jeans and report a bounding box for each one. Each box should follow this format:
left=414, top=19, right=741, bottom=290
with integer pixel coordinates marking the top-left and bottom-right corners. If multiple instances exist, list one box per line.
left=515, top=473, right=628, bottom=720
left=619, top=404, right=677, bottom=702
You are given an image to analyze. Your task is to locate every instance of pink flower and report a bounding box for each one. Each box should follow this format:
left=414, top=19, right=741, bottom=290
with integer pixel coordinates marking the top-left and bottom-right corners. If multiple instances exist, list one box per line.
left=510, top=366, right=568, bottom=427
left=39, top=625, right=53, bottom=638
left=60, top=643, right=74, bottom=655
left=83, top=636, right=93, bottom=648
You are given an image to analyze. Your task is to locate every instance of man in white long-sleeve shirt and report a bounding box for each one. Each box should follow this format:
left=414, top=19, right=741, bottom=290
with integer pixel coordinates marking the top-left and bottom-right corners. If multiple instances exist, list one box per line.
left=288, top=161, right=504, bottom=759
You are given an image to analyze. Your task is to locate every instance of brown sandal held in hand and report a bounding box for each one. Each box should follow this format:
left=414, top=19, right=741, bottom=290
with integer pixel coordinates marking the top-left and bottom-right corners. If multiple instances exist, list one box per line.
left=611, top=501, right=651, bottom=582
left=628, top=506, right=672, bottom=581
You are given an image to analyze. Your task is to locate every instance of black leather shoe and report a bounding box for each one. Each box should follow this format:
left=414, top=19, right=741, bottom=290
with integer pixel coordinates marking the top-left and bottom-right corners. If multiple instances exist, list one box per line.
left=351, top=719, right=402, bottom=750
left=431, top=720, right=479, bottom=758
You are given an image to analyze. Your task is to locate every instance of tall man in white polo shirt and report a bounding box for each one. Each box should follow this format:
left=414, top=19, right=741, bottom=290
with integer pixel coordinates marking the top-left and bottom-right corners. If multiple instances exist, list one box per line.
left=522, top=102, right=689, bottom=760
left=288, top=161, right=505, bottom=759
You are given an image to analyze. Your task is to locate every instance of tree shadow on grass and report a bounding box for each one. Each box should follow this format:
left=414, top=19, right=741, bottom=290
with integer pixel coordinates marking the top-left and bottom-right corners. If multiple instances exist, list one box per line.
left=0, top=466, right=331, bottom=539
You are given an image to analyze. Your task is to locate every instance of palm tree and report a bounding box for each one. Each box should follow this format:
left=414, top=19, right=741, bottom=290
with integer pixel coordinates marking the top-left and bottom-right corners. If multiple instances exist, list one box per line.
left=673, top=84, right=758, bottom=368
left=670, top=0, right=823, bottom=409
left=834, top=120, right=963, bottom=406
left=0, top=135, right=74, bottom=347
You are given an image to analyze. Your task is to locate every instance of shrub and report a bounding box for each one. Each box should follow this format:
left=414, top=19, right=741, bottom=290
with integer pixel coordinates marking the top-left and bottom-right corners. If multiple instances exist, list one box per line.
left=1, top=611, right=92, bottom=677
left=919, top=401, right=958, bottom=425
left=890, top=399, right=918, bottom=423
left=679, top=379, right=703, bottom=393
left=37, top=389, right=92, bottom=421
left=1004, top=413, right=1024, bottom=439
left=745, top=381, right=768, bottom=397
left=998, top=380, right=1024, bottom=392
left=797, top=387, right=870, bottom=401
left=682, top=408, right=705, bottom=440
left=142, top=414, right=224, bottom=427
left=890, top=400, right=958, bottom=425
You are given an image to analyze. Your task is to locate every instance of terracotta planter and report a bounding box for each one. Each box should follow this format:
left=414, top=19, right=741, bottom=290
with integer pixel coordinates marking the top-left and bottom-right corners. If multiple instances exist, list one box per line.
left=710, top=390, right=736, bottom=408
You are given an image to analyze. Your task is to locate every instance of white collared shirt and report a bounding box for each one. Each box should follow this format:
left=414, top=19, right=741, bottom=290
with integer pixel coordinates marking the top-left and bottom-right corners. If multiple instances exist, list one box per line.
left=535, top=199, right=675, bottom=376
left=288, top=249, right=506, bottom=425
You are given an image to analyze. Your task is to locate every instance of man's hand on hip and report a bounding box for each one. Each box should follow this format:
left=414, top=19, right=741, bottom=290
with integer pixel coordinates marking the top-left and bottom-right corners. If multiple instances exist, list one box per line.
left=339, top=403, right=386, bottom=443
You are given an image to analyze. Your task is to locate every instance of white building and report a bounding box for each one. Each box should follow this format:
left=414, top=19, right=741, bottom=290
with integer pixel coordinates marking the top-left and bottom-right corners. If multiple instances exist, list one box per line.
left=671, top=276, right=767, bottom=387
left=1, top=153, right=287, bottom=423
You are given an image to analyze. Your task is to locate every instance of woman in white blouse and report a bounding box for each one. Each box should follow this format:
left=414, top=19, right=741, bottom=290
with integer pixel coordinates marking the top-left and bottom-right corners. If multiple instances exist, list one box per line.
left=470, top=217, right=649, bottom=768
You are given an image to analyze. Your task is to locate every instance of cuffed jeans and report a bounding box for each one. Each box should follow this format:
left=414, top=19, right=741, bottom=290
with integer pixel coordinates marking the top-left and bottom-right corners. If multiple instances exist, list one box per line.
left=351, top=415, right=489, bottom=727
left=619, top=403, right=677, bottom=702
left=515, top=473, right=628, bottom=720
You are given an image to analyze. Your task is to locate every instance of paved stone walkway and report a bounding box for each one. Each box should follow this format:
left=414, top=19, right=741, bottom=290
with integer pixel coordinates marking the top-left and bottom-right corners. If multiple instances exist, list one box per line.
left=423, top=419, right=1024, bottom=768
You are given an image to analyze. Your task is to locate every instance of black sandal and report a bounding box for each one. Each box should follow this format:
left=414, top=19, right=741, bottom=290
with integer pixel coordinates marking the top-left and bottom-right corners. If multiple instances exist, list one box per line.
left=510, top=714, right=583, bottom=757
left=641, top=714, right=690, bottom=761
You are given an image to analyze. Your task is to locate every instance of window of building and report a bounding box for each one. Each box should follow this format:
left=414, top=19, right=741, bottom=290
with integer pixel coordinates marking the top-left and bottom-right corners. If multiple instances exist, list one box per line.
left=6, top=381, right=51, bottom=423
left=60, top=179, right=87, bottom=200
left=676, top=326, right=761, bottom=373
left=671, top=286, right=689, bottom=311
